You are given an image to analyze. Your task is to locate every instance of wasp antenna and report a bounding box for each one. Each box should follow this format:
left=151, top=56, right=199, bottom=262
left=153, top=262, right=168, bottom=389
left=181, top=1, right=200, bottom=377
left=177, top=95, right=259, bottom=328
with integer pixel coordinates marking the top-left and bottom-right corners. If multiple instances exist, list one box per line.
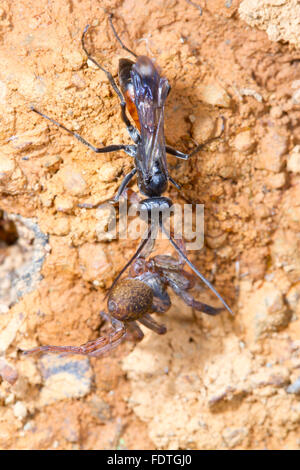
left=185, top=0, right=203, bottom=16
left=160, top=221, right=234, bottom=316
left=81, top=24, right=92, bottom=57
left=83, top=24, right=90, bottom=35
left=219, top=115, right=225, bottom=133
left=108, top=13, right=138, bottom=59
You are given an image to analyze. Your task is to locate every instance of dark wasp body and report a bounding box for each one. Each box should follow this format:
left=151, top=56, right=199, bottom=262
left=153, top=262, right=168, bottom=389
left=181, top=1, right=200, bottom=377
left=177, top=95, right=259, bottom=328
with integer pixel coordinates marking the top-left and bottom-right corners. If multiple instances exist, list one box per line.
left=26, top=14, right=232, bottom=356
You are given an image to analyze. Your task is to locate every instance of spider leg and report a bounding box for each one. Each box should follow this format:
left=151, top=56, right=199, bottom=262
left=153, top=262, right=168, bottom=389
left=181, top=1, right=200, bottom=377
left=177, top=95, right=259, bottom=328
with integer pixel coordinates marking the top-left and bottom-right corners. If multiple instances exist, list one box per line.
left=99, top=310, right=122, bottom=330
left=151, top=295, right=171, bottom=314
left=138, top=314, right=167, bottom=335
left=23, top=320, right=126, bottom=358
left=149, top=278, right=171, bottom=313
left=125, top=321, right=144, bottom=342
left=138, top=273, right=171, bottom=314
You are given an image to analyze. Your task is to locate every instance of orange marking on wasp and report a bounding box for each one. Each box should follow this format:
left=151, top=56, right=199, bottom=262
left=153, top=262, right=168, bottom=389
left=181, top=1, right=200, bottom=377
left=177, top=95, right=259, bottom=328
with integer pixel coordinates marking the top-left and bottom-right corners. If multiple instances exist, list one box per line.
left=124, top=89, right=140, bottom=131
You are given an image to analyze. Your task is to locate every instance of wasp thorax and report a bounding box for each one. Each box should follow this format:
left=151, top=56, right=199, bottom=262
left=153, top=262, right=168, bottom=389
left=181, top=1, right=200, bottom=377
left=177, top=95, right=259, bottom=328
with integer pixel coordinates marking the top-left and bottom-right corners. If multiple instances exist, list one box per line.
left=134, top=56, right=158, bottom=79
left=108, top=279, right=153, bottom=321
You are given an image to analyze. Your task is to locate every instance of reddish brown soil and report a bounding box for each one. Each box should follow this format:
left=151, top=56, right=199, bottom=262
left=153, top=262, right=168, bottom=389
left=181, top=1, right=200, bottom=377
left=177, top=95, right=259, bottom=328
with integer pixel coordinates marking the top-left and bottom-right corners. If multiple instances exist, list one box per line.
left=0, top=0, right=300, bottom=450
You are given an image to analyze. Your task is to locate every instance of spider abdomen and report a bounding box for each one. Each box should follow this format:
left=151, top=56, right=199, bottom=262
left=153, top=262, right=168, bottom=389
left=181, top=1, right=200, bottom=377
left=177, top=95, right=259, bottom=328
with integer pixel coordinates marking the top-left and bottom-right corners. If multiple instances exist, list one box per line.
left=108, top=279, right=153, bottom=321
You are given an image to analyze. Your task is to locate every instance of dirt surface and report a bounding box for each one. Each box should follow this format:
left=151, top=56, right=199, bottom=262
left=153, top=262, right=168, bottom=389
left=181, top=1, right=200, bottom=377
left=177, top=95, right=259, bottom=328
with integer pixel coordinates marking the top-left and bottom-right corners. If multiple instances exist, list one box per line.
left=0, top=0, right=300, bottom=450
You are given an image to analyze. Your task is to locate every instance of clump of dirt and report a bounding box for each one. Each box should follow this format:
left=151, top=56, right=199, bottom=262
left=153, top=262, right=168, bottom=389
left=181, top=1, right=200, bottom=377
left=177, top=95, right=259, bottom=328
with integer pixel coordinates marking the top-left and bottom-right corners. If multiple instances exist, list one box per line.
left=0, top=0, right=300, bottom=450
left=239, top=0, right=300, bottom=47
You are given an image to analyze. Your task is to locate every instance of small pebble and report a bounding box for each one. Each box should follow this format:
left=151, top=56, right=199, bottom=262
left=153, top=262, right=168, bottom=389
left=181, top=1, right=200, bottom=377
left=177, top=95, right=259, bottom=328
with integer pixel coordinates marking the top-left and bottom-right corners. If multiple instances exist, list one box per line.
left=266, top=172, right=286, bottom=189
left=0, top=154, right=15, bottom=179
left=55, top=196, right=74, bottom=213
left=233, top=130, right=256, bottom=154
left=97, top=162, right=119, bottom=183
left=62, top=168, right=87, bottom=196
left=287, top=146, right=300, bottom=174
left=23, top=421, right=34, bottom=432
left=286, top=377, right=300, bottom=395
left=51, top=217, right=70, bottom=236
left=4, top=393, right=15, bottom=405
left=39, top=355, right=93, bottom=406
left=0, top=358, right=18, bottom=385
left=63, top=50, right=84, bottom=71
left=87, top=58, right=99, bottom=70
left=13, top=401, right=28, bottom=420
left=256, top=129, right=288, bottom=172
left=198, top=82, right=231, bottom=108
left=270, top=106, right=283, bottom=119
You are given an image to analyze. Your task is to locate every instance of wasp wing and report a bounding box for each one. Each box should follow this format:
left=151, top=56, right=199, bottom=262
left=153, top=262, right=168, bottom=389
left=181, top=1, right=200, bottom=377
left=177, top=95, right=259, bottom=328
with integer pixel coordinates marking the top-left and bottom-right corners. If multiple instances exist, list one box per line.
left=131, top=56, right=170, bottom=177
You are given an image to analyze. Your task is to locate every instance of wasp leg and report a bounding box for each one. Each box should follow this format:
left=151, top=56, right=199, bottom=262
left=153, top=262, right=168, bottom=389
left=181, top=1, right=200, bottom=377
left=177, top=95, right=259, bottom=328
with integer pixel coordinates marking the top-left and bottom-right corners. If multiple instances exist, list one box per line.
left=106, top=223, right=154, bottom=298
left=110, top=168, right=137, bottom=203
left=31, top=106, right=137, bottom=156
left=166, top=146, right=189, bottom=160
left=166, top=116, right=225, bottom=160
left=160, top=219, right=234, bottom=316
left=168, top=175, right=181, bottom=190
left=82, top=25, right=140, bottom=144
left=78, top=168, right=137, bottom=209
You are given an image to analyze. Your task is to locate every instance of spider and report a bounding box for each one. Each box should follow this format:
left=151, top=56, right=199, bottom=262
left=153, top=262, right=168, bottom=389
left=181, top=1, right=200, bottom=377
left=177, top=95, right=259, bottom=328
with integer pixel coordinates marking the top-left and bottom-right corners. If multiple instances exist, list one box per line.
left=23, top=253, right=223, bottom=357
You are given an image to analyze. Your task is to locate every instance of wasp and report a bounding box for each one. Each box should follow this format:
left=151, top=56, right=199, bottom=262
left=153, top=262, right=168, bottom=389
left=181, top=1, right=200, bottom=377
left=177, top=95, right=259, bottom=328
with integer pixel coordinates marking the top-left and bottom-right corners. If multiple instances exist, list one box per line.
left=29, top=12, right=233, bottom=344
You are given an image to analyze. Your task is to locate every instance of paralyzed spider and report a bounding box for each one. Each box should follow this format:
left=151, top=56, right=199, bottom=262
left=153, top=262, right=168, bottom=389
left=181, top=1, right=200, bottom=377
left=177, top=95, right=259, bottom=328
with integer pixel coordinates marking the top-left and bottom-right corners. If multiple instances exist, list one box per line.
left=23, top=253, right=222, bottom=358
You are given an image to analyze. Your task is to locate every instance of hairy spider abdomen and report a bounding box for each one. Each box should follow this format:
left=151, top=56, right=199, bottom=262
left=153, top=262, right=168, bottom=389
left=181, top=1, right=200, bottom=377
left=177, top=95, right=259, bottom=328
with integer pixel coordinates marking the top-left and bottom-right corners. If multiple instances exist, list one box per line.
left=108, top=278, right=153, bottom=321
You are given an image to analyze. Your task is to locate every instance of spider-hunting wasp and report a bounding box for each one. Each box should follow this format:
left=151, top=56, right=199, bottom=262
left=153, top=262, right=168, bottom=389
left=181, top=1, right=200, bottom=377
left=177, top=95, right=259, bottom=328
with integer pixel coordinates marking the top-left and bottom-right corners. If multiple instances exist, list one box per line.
left=26, top=13, right=233, bottom=356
